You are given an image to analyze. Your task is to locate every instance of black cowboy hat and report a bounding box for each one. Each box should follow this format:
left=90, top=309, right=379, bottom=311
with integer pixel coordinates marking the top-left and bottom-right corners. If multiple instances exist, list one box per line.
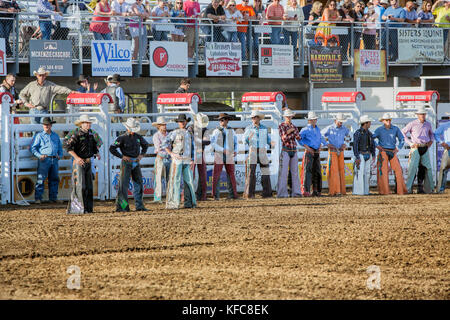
left=42, top=117, right=56, bottom=125
left=106, top=74, right=126, bottom=83
left=174, top=114, right=189, bottom=122
left=76, top=74, right=89, bottom=85
left=216, top=113, right=232, bottom=120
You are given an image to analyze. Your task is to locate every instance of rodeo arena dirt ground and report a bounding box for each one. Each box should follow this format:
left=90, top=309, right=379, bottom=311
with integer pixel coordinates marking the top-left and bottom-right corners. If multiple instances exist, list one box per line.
left=0, top=190, right=448, bottom=300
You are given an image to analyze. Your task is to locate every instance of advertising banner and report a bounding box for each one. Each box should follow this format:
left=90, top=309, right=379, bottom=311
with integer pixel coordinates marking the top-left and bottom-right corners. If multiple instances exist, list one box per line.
left=29, top=40, right=72, bottom=76
left=309, top=45, right=342, bottom=83
left=259, top=45, right=293, bottom=79
left=0, top=38, right=6, bottom=76
left=397, top=28, right=444, bottom=63
left=91, top=40, right=132, bottom=76
left=206, top=42, right=242, bottom=77
left=150, top=41, right=188, bottom=77
left=354, top=49, right=386, bottom=82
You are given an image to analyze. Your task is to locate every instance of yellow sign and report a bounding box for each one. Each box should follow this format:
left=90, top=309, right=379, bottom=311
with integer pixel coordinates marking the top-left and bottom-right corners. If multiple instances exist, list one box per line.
left=354, top=49, right=387, bottom=82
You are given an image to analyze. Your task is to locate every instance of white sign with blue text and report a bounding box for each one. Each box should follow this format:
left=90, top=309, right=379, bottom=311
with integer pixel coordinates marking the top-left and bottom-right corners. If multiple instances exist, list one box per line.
left=91, top=40, right=132, bottom=76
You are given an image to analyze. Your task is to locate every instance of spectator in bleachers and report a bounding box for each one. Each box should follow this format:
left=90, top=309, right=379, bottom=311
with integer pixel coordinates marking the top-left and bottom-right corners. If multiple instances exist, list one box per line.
left=223, top=1, right=242, bottom=43
left=152, top=0, right=171, bottom=41
left=417, top=0, right=434, bottom=27
left=365, top=0, right=385, bottom=21
left=205, top=0, right=226, bottom=42
left=252, top=0, right=265, bottom=58
left=0, top=1, right=20, bottom=57
left=183, top=0, right=201, bottom=59
left=51, top=0, right=70, bottom=40
left=432, top=0, right=450, bottom=57
left=302, top=0, right=313, bottom=19
left=76, top=75, right=98, bottom=93
left=404, top=1, right=419, bottom=25
left=89, top=0, right=114, bottom=40
left=315, top=0, right=342, bottom=45
left=236, top=0, right=256, bottom=61
left=362, top=5, right=378, bottom=49
left=111, top=0, right=130, bottom=40
left=337, top=3, right=354, bottom=60
left=381, top=0, right=406, bottom=61
left=37, top=0, right=63, bottom=40
left=283, top=0, right=304, bottom=55
left=352, top=1, right=366, bottom=50
left=171, top=0, right=186, bottom=42
left=337, top=0, right=352, bottom=10
left=129, top=0, right=150, bottom=60
left=266, top=0, right=284, bottom=44
left=380, top=0, right=389, bottom=10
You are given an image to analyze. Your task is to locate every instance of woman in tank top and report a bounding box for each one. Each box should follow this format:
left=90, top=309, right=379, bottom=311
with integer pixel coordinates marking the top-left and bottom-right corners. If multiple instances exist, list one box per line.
left=89, top=0, right=113, bottom=40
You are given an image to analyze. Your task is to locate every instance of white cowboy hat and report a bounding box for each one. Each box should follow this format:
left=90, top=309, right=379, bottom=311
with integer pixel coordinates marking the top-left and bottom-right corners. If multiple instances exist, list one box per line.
left=380, top=0, right=389, bottom=4
left=74, top=114, right=93, bottom=126
left=33, top=67, right=50, bottom=77
left=334, top=112, right=347, bottom=122
left=359, top=115, right=374, bottom=124
left=379, top=112, right=393, bottom=121
left=194, top=113, right=209, bottom=129
left=250, top=110, right=264, bottom=119
left=152, top=116, right=167, bottom=127
left=415, top=106, right=428, bottom=114
left=283, top=109, right=295, bottom=117
left=123, top=117, right=141, bottom=133
left=307, top=111, right=318, bottom=120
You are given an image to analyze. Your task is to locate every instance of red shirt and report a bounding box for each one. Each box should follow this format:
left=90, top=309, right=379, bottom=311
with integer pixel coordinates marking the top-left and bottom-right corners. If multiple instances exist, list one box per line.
left=279, top=122, right=300, bottom=150
left=266, top=3, right=284, bottom=25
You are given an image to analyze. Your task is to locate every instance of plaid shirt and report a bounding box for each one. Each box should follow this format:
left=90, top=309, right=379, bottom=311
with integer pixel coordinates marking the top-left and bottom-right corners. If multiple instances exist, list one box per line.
left=279, top=122, right=300, bottom=150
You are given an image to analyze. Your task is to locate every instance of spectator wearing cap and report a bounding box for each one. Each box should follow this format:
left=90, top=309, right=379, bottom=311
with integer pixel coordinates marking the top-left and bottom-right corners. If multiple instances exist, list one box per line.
left=152, top=116, right=171, bottom=203
left=434, top=117, right=450, bottom=193
left=401, top=106, right=435, bottom=194
left=0, top=0, right=20, bottom=56
left=30, top=117, right=63, bottom=204
left=322, top=113, right=350, bottom=196
left=76, top=75, right=98, bottom=93
left=162, top=114, right=197, bottom=209
left=152, top=0, right=171, bottom=41
left=89, top=0, right=114, bottom=40
left=417, top=1, right=434, bottom=28
left=300, top=111, right=328, bottom=197
left=352, top=115, right=375, bottom=195
left=266, top=0, right=285, bottom=45
left=381, top=0, right=406, bottom=61
left=210, top=113, right=238, bottom=200
left=277, top=109, right=301, bottom=198
left=243, top=110, right=274, bottom=199
left=19, top=67, right=74, bottom=125
left=372, top=113, right=407, bottom=195
left=101, top=74, right=126, bottom=114
left=110, top=118, right=149, bottom=212
left=64, top=115, right=103, bottom=213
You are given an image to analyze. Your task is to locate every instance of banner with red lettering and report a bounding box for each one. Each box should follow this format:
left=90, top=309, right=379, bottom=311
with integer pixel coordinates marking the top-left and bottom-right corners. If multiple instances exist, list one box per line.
left=308, top=45, right=342, bottom=83
left=354, top=49, right=387, bottom=82
left=205, top=42, right=242, bottom=77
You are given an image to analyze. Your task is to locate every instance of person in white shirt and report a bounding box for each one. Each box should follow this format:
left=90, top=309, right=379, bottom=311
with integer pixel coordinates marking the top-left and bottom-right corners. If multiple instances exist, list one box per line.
left=283, top=0, right=304, bottom=56
left=111, top=0, right=129, bottom=40
left=224, top=0, right=243, bottom=42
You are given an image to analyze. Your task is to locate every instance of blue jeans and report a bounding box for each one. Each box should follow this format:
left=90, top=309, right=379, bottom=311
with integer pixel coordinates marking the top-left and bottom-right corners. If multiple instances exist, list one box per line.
left=444, top=29, right=449, bottom=48
left=282, top=29, right=298, bottom=57
left=270, top=26, right=282, bottom=44
left=152, top=30, right=168, bottom=41
left=225, top=31, right=238, bottom=42
left=381, top=28, right=398, bottom=60
left=39, top=21, right=53, bottom=40
left=0, top=20, right=13, bottom=55
left=35, top=157, right=60, bottom=201
left=237, top=31, right=247, bottom=60
left=252, top=31, right=260, bottom=58
left=116, top=160, right=145, bottom=211
left=93, top=32, right=112, bottom=40
left=30, top=108, right=49, bottom=125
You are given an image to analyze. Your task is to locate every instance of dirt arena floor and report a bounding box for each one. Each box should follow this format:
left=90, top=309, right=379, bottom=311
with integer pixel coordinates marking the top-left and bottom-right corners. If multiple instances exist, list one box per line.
left=0, top=191, right=449, bottom=300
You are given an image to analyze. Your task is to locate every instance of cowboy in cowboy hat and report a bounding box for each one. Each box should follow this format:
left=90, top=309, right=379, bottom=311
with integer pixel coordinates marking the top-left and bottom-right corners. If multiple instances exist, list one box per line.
left=372, top=113, right=407, bottom=195
left=299, top=111, right=328, bottom=197
left=109, top=118, right=149, bottom=212
left=277, top=109, right=302, bottom=198
left=152, top=116, right=172, bottom=203
left=322, top=112, right=350, bottom=196
left=64, top=114, right=103, bottom=214
left=30, top=117, right=63, bottom=204
left=352, top=115, right=376, bottom=195
left=19, top=67, right=74, bottom=124
left=401, top=106, right=435, bottom=194
left=101, top=74, right=126, bottom=114
left=210, top=113, right=239, bottom=200
left=243, top=109, right=274, bottom=199
left=434, top=114, right=450, bottom=193
left=76, top=75, right=98, bottom=93
left=162, top=113, right=197, bottom=209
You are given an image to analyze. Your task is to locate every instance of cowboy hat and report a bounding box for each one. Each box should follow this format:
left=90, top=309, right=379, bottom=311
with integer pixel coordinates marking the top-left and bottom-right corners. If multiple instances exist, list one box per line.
left=77, top=74, right=89, bottom=85
left=415, top=106, right=428, bottom=114
left=334, top=112, right=347, bottom=122
left=380, top=0, right=389, bottom=4
left=359, top=115, right=374, bottom=124
left=195, top=113, right=209, bottom=129
left=216, top=113, right=232, bottom=121
left=33, top=67, right=50, bottom=77
left=174, top=114, right=189, bottom=122
left=283, top=109, right=295, bottom=117
left=307, top=111, right=318, bottom=120
left=379, top=112, right=393, bottom=121
left=123, top=118, right=141, bottom=133
left=152, top=116, right=167, bottom=127
left=250, top=110, right=264, bottom=119
left=74, top=114, right=93, bottom=126
left=105, top=74, right=125, bottom=84
left=41, top=117, right=56, bottom=125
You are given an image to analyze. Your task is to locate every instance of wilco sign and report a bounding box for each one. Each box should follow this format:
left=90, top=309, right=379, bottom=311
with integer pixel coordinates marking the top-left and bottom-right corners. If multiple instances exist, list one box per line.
left=91, top=41, right=132, bottom=76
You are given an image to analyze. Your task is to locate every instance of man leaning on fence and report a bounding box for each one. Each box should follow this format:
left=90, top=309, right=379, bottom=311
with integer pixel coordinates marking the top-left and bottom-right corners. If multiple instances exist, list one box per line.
left=110, top=118, right=149, bottom=212
left=30, top=117, right=63, bottom=204
left=64, top=115, right=103, bottom=214
left=19, top=67, right=74, bottom=125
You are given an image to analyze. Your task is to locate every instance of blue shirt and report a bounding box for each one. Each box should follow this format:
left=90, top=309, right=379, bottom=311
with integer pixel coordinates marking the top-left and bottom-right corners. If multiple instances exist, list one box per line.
left=373, top=125, right=405, bottom=150
left=434, top=121, right=450, bottom=145
left=404, top=9, right=418, bottom=23
left=243, top=124, right=271, bottom=149
left=322, top=123, right=349, bottom=149
left=30, top=131, right=63, bottom=158
left=37, top=0, right=54, bottom=17
left=300, top=124, right=327, bottom=150
left=210, top=126, right=238, bottom=153
left=365, top=5, right=385, bottom=23
left=382, top=6, right=406, bottom=28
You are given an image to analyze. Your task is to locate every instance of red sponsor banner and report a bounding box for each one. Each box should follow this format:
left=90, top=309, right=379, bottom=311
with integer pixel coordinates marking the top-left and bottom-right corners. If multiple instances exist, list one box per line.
left=396, top=91, right=440, bottom=102
left=207, top=57, right=241, bottom=73
left=241, top=92, right=286, bottom=103
left=66, top=93, right=113, bottom=105
left=156, top=93, right=202, bottom=105
left=321, top=91, right=366, bottom=103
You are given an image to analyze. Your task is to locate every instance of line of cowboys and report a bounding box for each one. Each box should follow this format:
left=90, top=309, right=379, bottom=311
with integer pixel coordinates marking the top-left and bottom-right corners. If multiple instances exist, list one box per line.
left=32, top=107, right=449, bottom=213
